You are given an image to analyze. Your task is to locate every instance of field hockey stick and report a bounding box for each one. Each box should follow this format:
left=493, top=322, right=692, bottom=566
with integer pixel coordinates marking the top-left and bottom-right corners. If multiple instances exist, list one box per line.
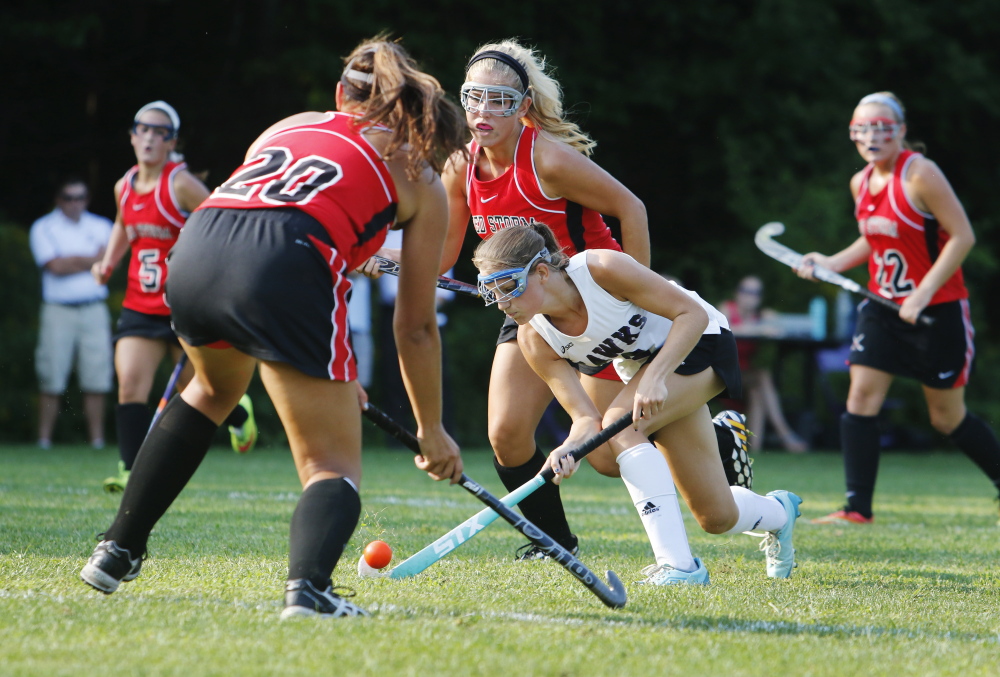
left=148, top=354, right=188, bottom=432
left=372, top=255, right=481, bottom=299
left=362, top=403, right=627, bottom=609
left=755, top=222, right=934, bottom=326
left=388, top=412, right=633, bottom=579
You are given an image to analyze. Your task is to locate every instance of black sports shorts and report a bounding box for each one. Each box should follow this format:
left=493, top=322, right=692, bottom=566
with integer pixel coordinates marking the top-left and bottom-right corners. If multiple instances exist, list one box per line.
left=848, top=298, right=975, bottom=389
left=676, top=329, right=742, bottom=400
left=167, top=207, right=357, bottom=381
left=114, top=307, right=179, bottom=345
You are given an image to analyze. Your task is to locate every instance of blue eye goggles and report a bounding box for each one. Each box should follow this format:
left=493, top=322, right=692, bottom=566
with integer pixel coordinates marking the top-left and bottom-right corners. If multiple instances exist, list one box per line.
left=477, top=248, right=550, bottom=306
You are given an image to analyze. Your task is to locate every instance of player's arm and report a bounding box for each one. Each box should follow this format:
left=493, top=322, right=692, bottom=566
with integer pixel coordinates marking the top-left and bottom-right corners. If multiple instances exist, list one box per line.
left=93, top=179, right=132, bottom=285
left=897, top=157, right=976, bottom=323
left=535, top=139, right=650, bottom=267
left=173, top=169, right=211, bottom=213
left=394, top=163, right=462, bottom=482
left=587, top=250, right=708, bottom=421
left=440, top=149, right=472, bottom=273
left=519, top=323, right=604, bottom=481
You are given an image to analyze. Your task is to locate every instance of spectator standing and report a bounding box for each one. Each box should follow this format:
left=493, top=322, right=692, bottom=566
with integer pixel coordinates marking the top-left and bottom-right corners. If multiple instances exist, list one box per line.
left=29, top=178, right=113, bottom=449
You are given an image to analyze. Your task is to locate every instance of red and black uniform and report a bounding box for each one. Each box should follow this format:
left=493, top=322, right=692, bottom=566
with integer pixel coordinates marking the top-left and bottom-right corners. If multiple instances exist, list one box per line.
left=467, top=126, right=622, bottom=380
left=849, top=150, right=975, bottom=388
left=169, top=112, right=397, bottom=380
left=466, top=126, right=620, bottom=254
left=119, top=161, right=188, bottom=316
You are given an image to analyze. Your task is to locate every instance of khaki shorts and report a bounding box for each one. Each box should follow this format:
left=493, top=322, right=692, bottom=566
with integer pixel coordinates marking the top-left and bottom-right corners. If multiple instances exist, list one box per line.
left=35, top=301, right=113, bottom=394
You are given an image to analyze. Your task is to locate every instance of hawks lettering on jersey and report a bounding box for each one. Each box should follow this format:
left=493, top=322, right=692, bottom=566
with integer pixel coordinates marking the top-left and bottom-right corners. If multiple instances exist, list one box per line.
left=854, top=150, right=967, bottom=306
left=584, top=314, right=652, bottom=368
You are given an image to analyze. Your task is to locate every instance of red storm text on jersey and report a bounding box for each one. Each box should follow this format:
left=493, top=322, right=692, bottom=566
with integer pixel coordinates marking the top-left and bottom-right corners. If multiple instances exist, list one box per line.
left=466, top=126, right=620, bottom=255
left=119, top=161, right=188, bottom=315
left=199, top=112, right=397, bottom=270
left=855, top=149, right=967, bottom=306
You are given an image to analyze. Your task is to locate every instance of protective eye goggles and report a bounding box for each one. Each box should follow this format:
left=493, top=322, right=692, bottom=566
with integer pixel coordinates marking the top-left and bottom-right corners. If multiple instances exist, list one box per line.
left=131, top=122, right=176, bottom=141
left=460, top=82, right=525, bottom=117
left=848, top=117, right=899, bottom=143
left=477, top=248, right=550, bottom=306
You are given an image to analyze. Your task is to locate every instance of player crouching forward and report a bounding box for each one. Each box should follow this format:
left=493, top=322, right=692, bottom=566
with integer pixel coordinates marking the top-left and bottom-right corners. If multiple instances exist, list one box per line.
left=473, top=223, right=802, bottom=584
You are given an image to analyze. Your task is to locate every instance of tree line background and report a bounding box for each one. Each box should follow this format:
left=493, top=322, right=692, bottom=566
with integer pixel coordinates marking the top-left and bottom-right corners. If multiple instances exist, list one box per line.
left=2, top=0, right=999, bottom=446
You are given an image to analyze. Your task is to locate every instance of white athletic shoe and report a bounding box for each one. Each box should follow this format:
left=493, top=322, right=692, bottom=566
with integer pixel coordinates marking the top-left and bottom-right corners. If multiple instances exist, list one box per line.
left=637, top=557, right=710, bottom=585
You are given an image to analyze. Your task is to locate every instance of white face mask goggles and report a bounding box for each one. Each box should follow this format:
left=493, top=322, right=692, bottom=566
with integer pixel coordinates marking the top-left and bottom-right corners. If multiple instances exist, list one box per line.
left=477, top=249, right=550, bottom=306
left=461, top=82, right=525, bottom=117
left=848, top=116, right=900, bottom=144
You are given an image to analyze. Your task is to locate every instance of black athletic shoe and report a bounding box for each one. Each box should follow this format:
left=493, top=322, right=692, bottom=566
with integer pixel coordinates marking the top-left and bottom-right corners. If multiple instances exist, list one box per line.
left=280, top=579, right=369, bottom=620
left=713, top=409, right=754, bottom=489
left=515, top=534, right=579, bottom=561
left=80, top=540, right=143, bottom=594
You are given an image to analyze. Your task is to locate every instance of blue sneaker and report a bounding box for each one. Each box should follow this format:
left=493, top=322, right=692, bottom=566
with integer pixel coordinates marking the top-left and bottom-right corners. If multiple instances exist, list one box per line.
left=762, top=490, right=803, bottom=578
left=637, top=557, right=710, bottom=585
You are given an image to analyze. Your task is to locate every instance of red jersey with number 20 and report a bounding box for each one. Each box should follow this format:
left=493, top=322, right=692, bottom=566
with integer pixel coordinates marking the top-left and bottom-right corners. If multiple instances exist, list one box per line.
left=199, top=112, right=397, bottom=270
left=466, top=126, right=620, bottom=255
left=119, top=161, right=188, bottom=315
left=855, top=149, right=967, bottom=306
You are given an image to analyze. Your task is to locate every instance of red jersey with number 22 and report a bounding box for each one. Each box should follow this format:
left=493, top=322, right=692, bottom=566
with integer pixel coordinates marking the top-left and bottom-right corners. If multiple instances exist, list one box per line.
left=854, top=149, right=967, bottom=306
left=119, top=161, right=188, bottom=315
left=466, top=126, right=620, bottom=255
left=199, top=112, right=397, bottom=270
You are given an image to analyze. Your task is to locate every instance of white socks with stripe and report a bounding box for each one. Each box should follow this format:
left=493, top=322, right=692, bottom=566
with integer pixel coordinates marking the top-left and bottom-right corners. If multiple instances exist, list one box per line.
left=723, top=486, right=788, bottom=535
left=617, top=443, right=697, bottom=572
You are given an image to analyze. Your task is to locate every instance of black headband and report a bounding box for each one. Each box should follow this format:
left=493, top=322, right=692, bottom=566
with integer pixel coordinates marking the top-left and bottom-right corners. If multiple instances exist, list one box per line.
left=466, top=50, right=530, bottom=91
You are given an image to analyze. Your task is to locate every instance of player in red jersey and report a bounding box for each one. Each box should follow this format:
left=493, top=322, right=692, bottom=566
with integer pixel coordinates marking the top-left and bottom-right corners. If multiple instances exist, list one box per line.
left=93, top=102, right=257, bottom=493
left=81, top=37, right=467, bottom=619
left=797, top=91, right=1000, bottom=524
left=442, top=40, right=650, bottom=559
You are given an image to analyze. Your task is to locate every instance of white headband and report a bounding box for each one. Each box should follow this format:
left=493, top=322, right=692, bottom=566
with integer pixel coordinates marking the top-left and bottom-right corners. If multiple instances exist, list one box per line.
left=344, top=68, right=373, bottom=84
left=858, top=94, right=904, bottom=121
left=134, top=100, right=180, bottom=131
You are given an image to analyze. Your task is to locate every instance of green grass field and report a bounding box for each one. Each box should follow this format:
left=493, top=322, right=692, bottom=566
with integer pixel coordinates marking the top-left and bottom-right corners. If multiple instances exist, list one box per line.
left=2, top=442, right=998, bottom=676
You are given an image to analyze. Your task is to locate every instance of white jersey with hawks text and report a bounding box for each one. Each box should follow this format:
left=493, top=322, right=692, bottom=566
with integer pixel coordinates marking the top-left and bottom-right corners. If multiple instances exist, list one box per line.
left=529, top=253, right=729, bottom=383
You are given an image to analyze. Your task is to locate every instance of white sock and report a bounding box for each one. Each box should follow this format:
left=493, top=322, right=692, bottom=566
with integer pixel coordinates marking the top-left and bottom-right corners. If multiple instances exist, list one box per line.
left=617, top=443, right=697, bottom=572
left=723, top=486, right=788, bottom=535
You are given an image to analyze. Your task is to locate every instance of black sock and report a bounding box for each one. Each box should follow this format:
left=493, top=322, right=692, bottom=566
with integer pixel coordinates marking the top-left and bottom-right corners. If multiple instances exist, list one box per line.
left=288, top=478, right=361, bottom=588
left=116, top=402, right=152, bottom=470
left=223, top=401, right=249, bottom=429
left=948, top=413, right=1000, bottom=492
left=494, top=447, right=575, bottom=549
left=841, top=412, right=880, bottom=518
left=104, top=396, right=218, bottom=555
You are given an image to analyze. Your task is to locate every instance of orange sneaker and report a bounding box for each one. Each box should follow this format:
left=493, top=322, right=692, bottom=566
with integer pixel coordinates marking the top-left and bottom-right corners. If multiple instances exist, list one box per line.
left=811, top=509, right=873, bottom=525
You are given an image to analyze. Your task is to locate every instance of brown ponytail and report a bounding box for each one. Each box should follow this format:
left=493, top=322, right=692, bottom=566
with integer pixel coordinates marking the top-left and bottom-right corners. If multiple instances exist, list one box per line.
left=341, top=35, right=468, bottom=179
left=472, top=223, right=570, bottom=273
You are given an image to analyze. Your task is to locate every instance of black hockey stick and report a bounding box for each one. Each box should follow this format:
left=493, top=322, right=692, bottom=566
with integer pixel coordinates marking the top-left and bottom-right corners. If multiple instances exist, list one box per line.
left=361, top=402, right=628, bottom=609
left=373, top=255, right=480, bottom=299
left=388, top=412, right=633, bottom=578
left=755, top=222, right=934, bottom=326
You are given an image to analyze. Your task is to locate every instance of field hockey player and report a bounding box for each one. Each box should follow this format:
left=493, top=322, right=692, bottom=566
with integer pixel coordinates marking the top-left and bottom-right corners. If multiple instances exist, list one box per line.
left=473, top=223, right=803, bottom=584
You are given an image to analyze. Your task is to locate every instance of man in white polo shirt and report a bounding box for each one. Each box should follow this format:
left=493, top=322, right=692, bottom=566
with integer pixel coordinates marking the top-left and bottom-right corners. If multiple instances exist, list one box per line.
left=30, top=177, right=114, bottom=449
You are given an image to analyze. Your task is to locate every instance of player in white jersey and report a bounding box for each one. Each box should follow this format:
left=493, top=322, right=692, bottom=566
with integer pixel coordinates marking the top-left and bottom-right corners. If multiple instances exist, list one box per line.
left=473, top=223, right=803, bottom=584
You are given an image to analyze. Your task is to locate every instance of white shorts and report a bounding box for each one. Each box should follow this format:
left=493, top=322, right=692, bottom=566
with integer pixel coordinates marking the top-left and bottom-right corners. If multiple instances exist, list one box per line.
left=35, top=301, right=113, bottom=394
